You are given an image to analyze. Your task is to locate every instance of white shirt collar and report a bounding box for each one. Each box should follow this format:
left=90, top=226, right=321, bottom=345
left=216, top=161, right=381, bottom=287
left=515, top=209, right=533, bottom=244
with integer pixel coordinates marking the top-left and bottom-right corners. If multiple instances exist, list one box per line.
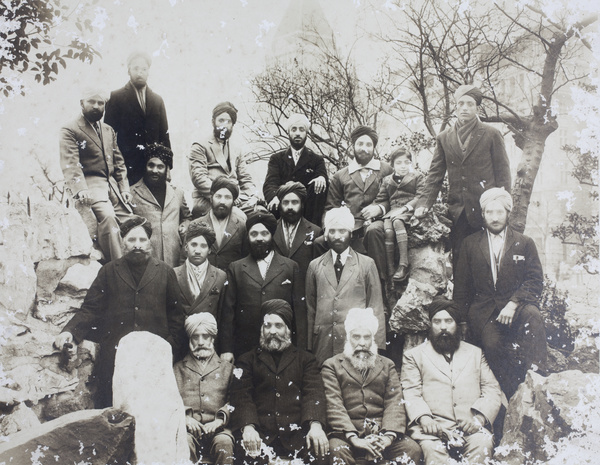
left=347, top=158, right=381, bottom=174
left=257, top=250, right=274, bottom=265
left=331, top=247, right=351, bottom=265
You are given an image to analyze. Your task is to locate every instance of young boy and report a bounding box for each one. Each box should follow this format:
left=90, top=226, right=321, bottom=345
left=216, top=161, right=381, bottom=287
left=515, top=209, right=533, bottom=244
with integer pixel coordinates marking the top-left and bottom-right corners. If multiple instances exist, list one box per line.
left=372, top=148, right=424, bottom=281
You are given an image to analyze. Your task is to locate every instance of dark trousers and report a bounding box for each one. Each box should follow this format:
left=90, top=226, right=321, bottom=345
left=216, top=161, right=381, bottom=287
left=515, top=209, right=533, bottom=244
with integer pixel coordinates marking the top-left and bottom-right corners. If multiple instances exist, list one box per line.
left=363, top=220, right=387, bottom=281
left=450, top=210, right=481, bottom=272
left=189, top=431, right=234, bottom=465
left=329, top=435, right=422, bottom=465
left=234, top=436, right=328, bottom=465
left=476, top=303, right=548, bottom=398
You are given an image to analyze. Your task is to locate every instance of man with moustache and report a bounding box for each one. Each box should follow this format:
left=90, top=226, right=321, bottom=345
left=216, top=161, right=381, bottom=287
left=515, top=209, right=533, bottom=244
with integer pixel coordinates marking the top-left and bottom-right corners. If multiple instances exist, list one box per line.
left=220, top=212, right=306, bottom=359
left=306, top=207, right=385, bottom=365
left=59, top=87, right=133, bottom=261
left=54, top=216, right=185, bottom=407
left=454, top=188, right=547, bottom=398
left=196, top=176, right=248, bottom=271
left=414, top=85, right=511, bottom=270
left=105, top=51, right=171, bottom=185
left=401, top=297, right=501, bottom=465
left=131, top=143, right=191, bottom=267
left=230, top=300, right=329, bottom=465
left=272, top=182, right=322, bottom=289
left=173, top=313, right=234, bottom=465
left=263, top=114, right=328, bottom=226
left=189, top=102, right=258, bottom=217
left=325, top=125, right=393, bottom=281
left=322, top=308, right=422, bottom=465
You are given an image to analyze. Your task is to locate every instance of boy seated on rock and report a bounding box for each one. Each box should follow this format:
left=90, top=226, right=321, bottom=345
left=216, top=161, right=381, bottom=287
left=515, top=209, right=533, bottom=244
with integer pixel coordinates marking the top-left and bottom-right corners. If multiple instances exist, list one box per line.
left=173, top=313, right=234, bottom=465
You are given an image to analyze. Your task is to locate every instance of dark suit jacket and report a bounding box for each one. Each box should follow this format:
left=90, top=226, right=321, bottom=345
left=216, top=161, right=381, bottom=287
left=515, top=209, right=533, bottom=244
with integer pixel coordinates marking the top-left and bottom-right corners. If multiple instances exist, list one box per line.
left=263, top=146, right=328, bottom=225
left=326, top=161, right=393, bottom=229
left=221, top=253, right=306, bottom=356
left=104, top=81, right=170, bottom=185
left=322, top=354, right=408, bottom=436
left=416, top=119, right=511, bottom=228
left=230, top=345, right=326, bottom=452
left=197, top=210, right=248, bottom=271
left=373, top=171, right=425, bottom=214
left=453, top=228, right=543, bottom=337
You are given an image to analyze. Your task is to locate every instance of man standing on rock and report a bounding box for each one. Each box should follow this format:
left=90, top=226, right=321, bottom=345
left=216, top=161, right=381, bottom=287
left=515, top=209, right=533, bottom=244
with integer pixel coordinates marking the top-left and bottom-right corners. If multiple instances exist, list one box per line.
left=54, top=215, right=185, bottom=408
left=453, top=188, right=547, bottom=398
left=104, top=51, right=171, bottom=186
left=59, top=87, right=133, bottom=261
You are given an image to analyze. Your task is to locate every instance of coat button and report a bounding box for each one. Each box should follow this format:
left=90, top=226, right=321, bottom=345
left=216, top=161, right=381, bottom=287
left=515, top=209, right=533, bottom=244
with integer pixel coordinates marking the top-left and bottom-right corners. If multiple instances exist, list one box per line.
left=276, top=393, right=280, bottom=398
left=134, top=306, right=139, bottom=310
left=262, top=291, right=266, bottom=295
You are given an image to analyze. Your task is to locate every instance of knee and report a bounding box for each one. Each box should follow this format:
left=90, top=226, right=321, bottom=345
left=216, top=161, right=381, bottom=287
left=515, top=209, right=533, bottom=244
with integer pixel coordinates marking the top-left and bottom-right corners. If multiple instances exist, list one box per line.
left=480, top=324, right=503, bottom=352
left=366, top=221, right=385, bottom=238
left=329, top=439, right=354, bottom=465
left=395, top=436, right=422, bottom=463
left=519, top=304, right=544, bottom=327
left=393, top=219, right=406, bottom=232
left=385, top=228, right=395, bottom=241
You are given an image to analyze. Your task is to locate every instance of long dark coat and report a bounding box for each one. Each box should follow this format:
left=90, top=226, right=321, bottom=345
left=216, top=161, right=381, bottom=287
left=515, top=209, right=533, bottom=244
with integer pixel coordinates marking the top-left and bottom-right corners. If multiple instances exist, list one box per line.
left=453, top=228, right=543, bottom=337
left=263, top=147, right=329, bottom=225
left=104, top=81, right=170, bottom=185
left=220, top=253, right=306, bottom=356
left=230, top=345, right=326, bottom=453
left=63, top=257, right=185, bottom=407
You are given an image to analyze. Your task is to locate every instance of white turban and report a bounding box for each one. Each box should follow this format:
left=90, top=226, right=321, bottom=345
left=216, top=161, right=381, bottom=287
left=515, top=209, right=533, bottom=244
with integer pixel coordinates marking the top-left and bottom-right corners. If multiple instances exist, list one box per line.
left=324, top=206, right=354, bottom=233
left=184, top=313, right=218, bottom=338
left=480, top=187, right=513, bottom=212
left=287, top=113, right=310, bottom=131
left=345, top=308, right=379, bottom=337
left=81, top=87, right=109, bottom=102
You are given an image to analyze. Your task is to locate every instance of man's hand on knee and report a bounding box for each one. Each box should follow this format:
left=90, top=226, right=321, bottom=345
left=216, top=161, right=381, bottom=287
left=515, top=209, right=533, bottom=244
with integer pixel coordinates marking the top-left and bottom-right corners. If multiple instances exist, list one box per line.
left=306, top=421, right=329, bottom=457
left=242, top=424, right=262, bottom=457
left=496, top=301, right=518, bottom=326
left=419, top=415, right=442, bottom=437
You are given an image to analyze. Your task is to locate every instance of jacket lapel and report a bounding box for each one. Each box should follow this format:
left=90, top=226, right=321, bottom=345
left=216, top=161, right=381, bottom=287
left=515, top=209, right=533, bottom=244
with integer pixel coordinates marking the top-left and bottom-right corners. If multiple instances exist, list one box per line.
left=363, top=356, right=385, bottom=387
left=132, top=180, right=160, bottom=208
left=423, top=341, right=452, bottom=380
left=210, top=138, right=230, bottom=173
left=396, top=172, right=416, bottom=190
left=276, top=346, right=297, bottom=374
left=163, top=183, right=175, bottom=210
left=349, top=169, right=365, bottom=191
left=262, top=253, right=284, bottom=287
left=137, top=258, right=160, bottom=291
left=450, top=342, right=470, bottom=383
left=321, top=252, right=338, bottom=289
left=78, top=117, right=103, bottom=151
left=284, top=148, right=295, bottom=170
left=241, top=256, right=264, bottom=286
left=219, top=214, right=239, bottom=251
left=196, top=264, right=218, bottom=305
left=478, top=230, right=491, bottom=268
left=363, top=169, right=378, bottom=193
left=337, top=250, right=357, bottom=291
left=294, top=148, right=310, bottom=172
left=178, top=262, right=195, bottom=306
left=126, top=82, right=145, bottom=117
left=273, top=221, right=288, bottom=255
left=115, top=259, right=137, bottom=290
left=462, top=120, right=486, bottom=162
left=341, top=356, right=366, bottom=386
left=258, top=349, right=278, bottom=374
left=288, top=219, right=311, bottom=257
left=497, top=228, right=517, bottom=275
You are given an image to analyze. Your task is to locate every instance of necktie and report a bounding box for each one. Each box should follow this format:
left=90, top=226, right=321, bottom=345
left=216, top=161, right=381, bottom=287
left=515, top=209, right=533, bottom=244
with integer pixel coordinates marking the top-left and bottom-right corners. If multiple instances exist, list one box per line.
left=334, top=254, right=344, bottom=283
left=93, top=122, right=104, bottom=151
left=138, top=88, right=146, bottom=113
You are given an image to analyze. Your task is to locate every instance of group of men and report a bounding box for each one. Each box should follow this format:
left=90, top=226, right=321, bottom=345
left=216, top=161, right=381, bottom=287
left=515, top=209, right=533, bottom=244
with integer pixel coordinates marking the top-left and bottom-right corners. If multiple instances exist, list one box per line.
left=56, top=50, right=549, bottom=464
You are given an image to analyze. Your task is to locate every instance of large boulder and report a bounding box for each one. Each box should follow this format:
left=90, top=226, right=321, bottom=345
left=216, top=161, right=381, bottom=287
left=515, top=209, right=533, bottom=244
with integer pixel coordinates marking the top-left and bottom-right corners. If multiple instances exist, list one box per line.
left=0, top=408, right=134, bottom=464
left=494, top=370, right=600, bottom=464
left=113, top=331, right=189, bottom=464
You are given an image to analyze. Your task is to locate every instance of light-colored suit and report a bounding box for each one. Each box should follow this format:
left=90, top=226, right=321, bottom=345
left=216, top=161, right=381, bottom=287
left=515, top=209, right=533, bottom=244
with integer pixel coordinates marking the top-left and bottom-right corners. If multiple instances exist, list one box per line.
left=305, top=248, right=385, bottom=365
left=131, top=179, right=191, bottom=267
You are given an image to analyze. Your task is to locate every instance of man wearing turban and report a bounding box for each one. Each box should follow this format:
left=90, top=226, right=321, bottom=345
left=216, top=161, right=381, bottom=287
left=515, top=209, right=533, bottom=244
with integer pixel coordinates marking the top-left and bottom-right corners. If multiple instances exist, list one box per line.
left=414, top=84, right=512, bottom=272
left=306, top=207, right=385, bottom=365
left=220, top=211, right=307, bottom=358
left=401, top=297, right=501, bottom=465
left=173, top=313, right=235, bottom=465
left=322, top=308, right=422, bottom=465
left=230, top=300, right=329, bottom=465
left=324, top=125, right=393, bottom=282
left=105, top=51, right=171, bottom=186
left=131, top=143, right=192, bottom=267
left=453, top=188, right=547, bottom=399
left=188, top=101, right=258, bottom=217
left=263, top=113, right=329, bottom=226
left=54, top=215, right=185, bottom=407
left=272, top=181, right=323, bottom=292
left=59, top=87, right=133, bottom=261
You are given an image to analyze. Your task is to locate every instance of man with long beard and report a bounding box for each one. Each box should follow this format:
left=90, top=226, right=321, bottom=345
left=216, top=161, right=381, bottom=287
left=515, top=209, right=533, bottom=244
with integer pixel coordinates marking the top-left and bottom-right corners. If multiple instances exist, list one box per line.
left=321, top=308, right=422, bottom=465
left=131, top=143, right=191, bottom=267
left=401, top=297, right=501, bottom=465
left=220, top=212, right=306, bottom=359
left=263, top=114, right=328, bottom=226
left=54, top=216, right=185, bottom=407
left=230, top=300, right=329, bottom=465
left=173, top=313, right=234, bottom=465
left=189, top=102, right=258, bottom=217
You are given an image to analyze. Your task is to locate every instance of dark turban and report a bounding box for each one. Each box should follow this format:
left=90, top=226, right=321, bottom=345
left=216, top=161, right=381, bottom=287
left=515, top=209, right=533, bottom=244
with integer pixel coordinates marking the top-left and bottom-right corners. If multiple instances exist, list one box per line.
left=428, top=296, right=461, bottom=324
left=276, top=181, right=307, bottom=203
left=262, top=299, right=293, bottom=330
left=120, top=215, right=152, bottom=239
left=144, top=143, right=173, bottom=169
left=127, top=51, right=152, bottom=68
left=210, top=176, right=239, bottom=200
left=454, top=85, right=483, bottom=106
left=246, top=211, right=277, bottom=236
left=212, top=101, right=238, bottom=125
left=350, top=125, right=378, bottom=147
left=185, top=220, right=216, bottom=247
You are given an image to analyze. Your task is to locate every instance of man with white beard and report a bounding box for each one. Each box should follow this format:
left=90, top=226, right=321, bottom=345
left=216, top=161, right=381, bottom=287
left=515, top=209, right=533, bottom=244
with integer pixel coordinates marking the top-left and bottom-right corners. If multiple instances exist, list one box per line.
left=173, top=313, right=234, bottom=465
left=321, top=308, right=422, bottom=465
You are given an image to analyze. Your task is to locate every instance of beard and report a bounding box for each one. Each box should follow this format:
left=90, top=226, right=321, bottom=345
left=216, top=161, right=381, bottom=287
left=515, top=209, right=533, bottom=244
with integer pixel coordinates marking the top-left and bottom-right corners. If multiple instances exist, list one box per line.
left=249, top=239, right=272, bottom=260
left=212, top=202, right=232, bottom=220
left=430, top=328, right=461, bottom=355
left=343, top=339, right=378, bottom=371
left=260, top=329, right=292, bottom=353
left=123, top=248, right=151, bottom=266
left=190, top=343, right=215, bottom=361
left=144, top=170, right=167, bottom=188
left=354, top=150, right=374, bottom=166
left=83, top=109, right=103, bottom=123
left=289, top=135, right=307, bottom=151
left=281, top=207, right=302, bottom=225
left=213, top=126, right=232, bottom=142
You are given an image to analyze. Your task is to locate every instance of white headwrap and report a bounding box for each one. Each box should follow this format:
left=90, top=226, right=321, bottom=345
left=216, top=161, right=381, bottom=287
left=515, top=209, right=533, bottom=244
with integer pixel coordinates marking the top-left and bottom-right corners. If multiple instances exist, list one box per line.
left=480, top=187, right=513, bottom=212
left=287, top=113, right=310, bottom=131
left=184, top=313, right=218, bottom=338
left=81, top=87, right=109, bottom=102
left=345, top=308, right=379, bottom=337
left=324, top=206, right=354, bottom=233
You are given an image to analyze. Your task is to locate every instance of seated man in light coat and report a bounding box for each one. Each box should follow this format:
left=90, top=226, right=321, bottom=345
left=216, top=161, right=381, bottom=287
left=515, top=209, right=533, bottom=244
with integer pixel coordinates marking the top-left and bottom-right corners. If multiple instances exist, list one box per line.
left=401, top=297, right=502, bottom=465
left=322, top=308, right=422, bottom=465
left=173, top=313, right=234, bottom=465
